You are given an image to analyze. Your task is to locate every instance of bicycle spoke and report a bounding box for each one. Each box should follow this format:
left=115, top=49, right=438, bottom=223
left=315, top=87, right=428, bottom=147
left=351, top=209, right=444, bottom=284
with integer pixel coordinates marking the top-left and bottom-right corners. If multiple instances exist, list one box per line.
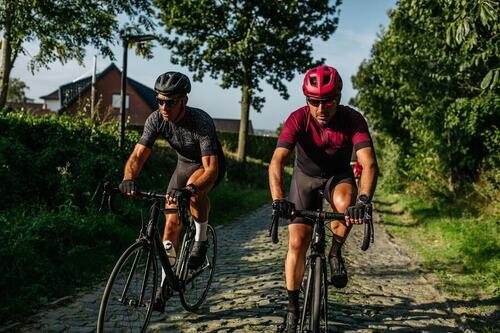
left=179, top=225, right=217, bottom=311
left=97, top=242, right=157, bottom=333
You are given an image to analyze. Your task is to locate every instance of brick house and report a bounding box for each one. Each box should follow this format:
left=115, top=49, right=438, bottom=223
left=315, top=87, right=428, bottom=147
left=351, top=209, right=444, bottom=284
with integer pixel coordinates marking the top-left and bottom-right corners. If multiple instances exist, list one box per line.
left=40, top=63, right=156, bottom=126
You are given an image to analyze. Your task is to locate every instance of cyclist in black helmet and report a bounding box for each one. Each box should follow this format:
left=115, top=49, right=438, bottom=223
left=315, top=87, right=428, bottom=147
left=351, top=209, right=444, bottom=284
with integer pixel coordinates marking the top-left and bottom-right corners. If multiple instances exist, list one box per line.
left=119, top=71, right=226, bottom=312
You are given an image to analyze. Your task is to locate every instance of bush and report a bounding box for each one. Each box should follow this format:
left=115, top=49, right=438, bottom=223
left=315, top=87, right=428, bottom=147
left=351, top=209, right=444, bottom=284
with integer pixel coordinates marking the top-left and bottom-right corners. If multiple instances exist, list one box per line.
left=217, top=131, right=295, bottom=165
left=0, top=108, right=273, bottom=322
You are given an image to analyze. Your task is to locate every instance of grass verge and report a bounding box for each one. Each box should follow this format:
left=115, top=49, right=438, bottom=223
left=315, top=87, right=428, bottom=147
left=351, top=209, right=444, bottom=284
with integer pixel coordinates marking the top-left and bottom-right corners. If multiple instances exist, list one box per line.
left=374, top=187, right=499, bottom=331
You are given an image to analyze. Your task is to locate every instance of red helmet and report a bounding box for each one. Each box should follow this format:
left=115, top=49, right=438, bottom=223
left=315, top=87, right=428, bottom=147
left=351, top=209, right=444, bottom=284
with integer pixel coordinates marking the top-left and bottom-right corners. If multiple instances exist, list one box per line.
left=302, top=65, right=342, bottom=99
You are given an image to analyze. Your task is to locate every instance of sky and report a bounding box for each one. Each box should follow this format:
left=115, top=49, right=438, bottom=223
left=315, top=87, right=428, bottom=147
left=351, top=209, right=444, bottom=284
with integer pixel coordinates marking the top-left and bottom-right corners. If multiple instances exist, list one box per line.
left=11, top=0, right=396, bottom=131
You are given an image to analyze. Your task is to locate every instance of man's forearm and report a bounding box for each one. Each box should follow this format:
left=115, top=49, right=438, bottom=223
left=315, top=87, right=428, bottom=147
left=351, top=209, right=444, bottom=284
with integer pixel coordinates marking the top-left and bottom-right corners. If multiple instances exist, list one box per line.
left=359, top=164, right=378, bottom=199
left=123, top=155, right=143, bottom=180
left=192, top=168, right=217, bottom=193
left=269, top=162, right=286, bottom=200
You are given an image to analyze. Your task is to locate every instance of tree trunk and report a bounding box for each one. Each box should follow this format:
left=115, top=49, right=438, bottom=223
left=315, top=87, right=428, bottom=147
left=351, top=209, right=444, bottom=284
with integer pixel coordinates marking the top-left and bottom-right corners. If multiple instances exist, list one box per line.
left=0, top=18, right=13, bottom=109
left=236, top=68, right=251, bottom=162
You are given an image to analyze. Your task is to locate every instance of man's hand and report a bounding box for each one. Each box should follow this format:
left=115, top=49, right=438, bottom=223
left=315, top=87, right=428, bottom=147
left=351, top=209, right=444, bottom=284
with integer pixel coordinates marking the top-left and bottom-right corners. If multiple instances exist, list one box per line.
left=166, top=185, right=196, bottom=205
left=345, top=195, right=371, bottom=226
left=119, top=179, right=137, bottom=196
left=272, top=199, right=295, bottom=219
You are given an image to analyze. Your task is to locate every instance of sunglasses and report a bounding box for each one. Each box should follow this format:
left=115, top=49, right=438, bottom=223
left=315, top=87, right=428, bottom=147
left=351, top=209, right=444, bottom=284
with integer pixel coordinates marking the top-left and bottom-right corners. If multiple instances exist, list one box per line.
left=307, top=97, right=337, bottom=107
left=156, top=98, right=180, bottom=108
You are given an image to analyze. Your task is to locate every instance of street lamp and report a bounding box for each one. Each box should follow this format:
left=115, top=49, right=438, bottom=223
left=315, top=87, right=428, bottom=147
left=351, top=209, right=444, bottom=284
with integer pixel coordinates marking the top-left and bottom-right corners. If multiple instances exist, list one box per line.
left=119, top=33, right=157, bottom=148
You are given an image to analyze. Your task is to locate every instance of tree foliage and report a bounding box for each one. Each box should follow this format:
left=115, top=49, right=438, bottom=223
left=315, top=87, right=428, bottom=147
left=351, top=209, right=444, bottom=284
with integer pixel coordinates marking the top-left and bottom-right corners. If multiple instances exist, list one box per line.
left=6, top=78, right=28, bottom=102
left=0, top=0, right=157, bottom=108
left=154, top=0, right=342, bottom=161
left=351, top=0, right=499, bottom=192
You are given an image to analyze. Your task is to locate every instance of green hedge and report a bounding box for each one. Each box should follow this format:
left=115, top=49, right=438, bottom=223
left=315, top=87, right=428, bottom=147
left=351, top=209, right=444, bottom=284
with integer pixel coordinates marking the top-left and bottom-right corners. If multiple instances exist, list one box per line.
left=0, top=109, right=272, bottom=322
left=217, top=131, right=294, bottom=166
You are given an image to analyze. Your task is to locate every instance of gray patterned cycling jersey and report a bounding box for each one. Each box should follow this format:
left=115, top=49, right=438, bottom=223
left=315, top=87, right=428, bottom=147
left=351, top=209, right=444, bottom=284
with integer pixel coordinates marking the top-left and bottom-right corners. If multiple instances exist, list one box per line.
left=138, top=107, right=224, bottom=163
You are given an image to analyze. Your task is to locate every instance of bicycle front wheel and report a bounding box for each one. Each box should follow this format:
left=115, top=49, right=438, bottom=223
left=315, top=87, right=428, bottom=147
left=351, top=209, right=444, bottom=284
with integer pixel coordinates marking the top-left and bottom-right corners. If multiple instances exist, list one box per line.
left=179, top=224, right=217, bottom=311
left=311, top=256, right=323, bottom=333
left=97, top=241, right=157, bottom=333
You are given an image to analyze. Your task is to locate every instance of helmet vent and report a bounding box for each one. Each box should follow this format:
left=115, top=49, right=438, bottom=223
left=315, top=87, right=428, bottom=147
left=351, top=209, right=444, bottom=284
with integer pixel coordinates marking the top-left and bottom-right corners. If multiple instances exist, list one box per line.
left=323, top=74, right=331, bottom=85
left=310, top=76, right=317, bottom=86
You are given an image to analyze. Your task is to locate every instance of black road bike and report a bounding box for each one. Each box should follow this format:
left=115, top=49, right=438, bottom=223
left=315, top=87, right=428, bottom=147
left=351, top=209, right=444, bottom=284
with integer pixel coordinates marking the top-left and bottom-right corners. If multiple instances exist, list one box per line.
left=96, top=182, right=217, bottom=333
left=269, top=191, right=373, bottom=333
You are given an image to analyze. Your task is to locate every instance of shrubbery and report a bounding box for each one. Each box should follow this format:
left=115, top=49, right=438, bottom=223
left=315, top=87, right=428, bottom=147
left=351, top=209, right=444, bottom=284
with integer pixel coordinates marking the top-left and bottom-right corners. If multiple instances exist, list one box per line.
left=217, top=131, right=294, bottom=166
left=0, top=109, right=272, bottom=322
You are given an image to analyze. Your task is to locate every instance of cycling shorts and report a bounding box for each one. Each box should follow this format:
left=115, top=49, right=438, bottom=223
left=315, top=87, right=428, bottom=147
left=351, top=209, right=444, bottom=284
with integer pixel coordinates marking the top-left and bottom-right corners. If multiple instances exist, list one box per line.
left=288, top=168, right=356, bottom=226
left=166, top=155, right=226, bottom=194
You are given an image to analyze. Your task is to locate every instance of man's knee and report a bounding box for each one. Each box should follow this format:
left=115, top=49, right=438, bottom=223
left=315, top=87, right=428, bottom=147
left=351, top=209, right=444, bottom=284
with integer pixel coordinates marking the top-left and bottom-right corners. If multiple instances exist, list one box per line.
left=333, top=193, right=354, bottom=213
left=288, top=233, right=309, bottom=255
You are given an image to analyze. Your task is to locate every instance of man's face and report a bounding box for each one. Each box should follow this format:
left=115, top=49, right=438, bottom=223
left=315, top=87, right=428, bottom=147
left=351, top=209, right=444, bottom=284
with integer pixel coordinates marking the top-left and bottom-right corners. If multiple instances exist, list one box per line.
left=156, top=94, right=187, bottom=121
left=307, top=96, right=339, bottom=126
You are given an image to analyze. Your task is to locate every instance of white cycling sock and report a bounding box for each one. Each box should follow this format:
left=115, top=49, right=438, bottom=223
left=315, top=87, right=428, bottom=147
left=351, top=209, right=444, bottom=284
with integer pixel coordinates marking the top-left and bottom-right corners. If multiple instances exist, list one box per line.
left=194, top=220, right=208, bottom=241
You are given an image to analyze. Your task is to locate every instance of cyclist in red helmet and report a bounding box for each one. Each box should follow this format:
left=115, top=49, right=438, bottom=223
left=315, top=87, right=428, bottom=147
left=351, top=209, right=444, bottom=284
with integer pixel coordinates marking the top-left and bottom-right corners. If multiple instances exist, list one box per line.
left=269, top=65, right=378, bottom=332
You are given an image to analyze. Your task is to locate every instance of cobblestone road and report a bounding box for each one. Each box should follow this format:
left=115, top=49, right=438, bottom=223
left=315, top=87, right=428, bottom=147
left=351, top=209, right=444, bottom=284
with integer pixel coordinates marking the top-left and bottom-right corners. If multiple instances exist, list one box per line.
left=9, top=205, right=464, bottom=333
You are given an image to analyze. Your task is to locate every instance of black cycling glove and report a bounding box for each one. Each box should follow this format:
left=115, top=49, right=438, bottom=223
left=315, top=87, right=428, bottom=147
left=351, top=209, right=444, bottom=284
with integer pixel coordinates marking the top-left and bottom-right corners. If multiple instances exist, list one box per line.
left=272, top=199, right=295, bottom=219
left=119, top=179, right=137, bottom=196
left=167, top=186, right=195, bottom=204
left=345, top=195, right=371, bottom=221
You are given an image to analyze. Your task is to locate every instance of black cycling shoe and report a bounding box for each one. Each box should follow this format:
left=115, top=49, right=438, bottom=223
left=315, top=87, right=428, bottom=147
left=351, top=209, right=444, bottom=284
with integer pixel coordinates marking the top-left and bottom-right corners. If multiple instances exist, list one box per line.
left=152, top=285, right=171, bottom=312
left=329, top=251, right=348, bottom=288
left=152, top=289, right=165, bottom=312
left=188, top=240, right=208, bottom=269
left=278, top=311, right=298, bottom=333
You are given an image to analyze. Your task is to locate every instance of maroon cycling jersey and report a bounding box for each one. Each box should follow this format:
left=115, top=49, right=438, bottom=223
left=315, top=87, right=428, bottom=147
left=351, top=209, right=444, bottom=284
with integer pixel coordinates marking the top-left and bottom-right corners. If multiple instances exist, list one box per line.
left=277, top=105, right=372, bottom=178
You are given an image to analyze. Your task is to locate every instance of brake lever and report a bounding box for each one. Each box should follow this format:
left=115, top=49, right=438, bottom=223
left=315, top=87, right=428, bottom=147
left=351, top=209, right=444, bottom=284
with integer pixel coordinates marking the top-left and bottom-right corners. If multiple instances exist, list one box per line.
left=98, top=181, right=112, bottom=212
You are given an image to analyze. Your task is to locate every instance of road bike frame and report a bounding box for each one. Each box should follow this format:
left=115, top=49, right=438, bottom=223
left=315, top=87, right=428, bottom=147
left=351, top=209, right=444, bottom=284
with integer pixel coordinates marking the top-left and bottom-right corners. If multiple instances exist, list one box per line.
left=269, top=191, right=374, bottom=332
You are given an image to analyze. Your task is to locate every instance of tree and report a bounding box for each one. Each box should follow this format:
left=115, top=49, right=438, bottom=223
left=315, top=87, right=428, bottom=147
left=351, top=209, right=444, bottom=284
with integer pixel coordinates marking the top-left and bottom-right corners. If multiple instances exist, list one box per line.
left=7, top=78, right=28, bottom=102
left=0, top=0, right=157, bottom=109
left=351, top=0, right=499, bottom=192
left=155, top=0, right=342, bottom=162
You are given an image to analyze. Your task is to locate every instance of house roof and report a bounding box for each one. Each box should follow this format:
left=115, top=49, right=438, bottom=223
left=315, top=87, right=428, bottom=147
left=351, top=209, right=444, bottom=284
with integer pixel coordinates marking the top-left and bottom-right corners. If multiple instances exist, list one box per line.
left=40, top=89, right=59, bottom=100
left=127, top=77, right=156, bottom=110
left=213, top=118, right=254, bottom=134
left=47, top=63, right=156, bottom=111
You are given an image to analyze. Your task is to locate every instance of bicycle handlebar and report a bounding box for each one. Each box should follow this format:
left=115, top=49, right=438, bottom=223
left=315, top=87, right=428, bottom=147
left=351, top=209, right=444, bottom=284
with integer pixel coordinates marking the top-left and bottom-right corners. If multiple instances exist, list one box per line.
left=269, top=206, right=375, bottom=251
left=293, top=210, right=345, bottom=220
left=99, top=181, right=190, bottom=213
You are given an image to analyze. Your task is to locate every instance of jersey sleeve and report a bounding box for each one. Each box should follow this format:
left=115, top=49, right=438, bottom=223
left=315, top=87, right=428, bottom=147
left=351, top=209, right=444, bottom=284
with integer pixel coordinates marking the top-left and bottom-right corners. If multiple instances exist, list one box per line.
left=198, top=119, right=219, bottom=156
left=351, top=111, right=372, bottom=151
left=138, top=112, right=159, bottom=148
left=277, top=111, right=302, bottom=151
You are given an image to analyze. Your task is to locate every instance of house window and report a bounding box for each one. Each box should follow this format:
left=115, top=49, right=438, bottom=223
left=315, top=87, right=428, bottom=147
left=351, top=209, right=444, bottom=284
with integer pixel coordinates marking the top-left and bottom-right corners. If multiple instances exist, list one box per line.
left=112, top=94, right=129, bottom=109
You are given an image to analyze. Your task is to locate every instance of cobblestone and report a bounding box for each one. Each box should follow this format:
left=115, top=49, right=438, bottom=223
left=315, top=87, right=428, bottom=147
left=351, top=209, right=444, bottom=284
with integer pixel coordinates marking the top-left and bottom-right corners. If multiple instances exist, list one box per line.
left=11, top=205, right=462, bottom=332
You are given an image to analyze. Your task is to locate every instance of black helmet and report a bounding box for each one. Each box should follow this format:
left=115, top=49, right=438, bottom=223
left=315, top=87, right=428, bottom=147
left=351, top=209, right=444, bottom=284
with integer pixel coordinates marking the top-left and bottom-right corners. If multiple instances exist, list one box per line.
left=154, top=72, right=191, bottom=96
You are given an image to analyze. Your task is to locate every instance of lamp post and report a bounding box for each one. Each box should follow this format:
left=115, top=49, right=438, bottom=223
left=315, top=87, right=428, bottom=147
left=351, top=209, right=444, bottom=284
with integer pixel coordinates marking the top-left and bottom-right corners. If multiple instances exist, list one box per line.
left=119, top=33, right=157, bottom=148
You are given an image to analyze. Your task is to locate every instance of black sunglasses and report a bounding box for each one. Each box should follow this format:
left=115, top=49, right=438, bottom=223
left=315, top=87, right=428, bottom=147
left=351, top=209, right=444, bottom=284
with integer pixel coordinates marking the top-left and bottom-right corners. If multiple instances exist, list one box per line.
left=307, top=97, right=337, bottom=107
left=156, top=98, right=180, bottom=108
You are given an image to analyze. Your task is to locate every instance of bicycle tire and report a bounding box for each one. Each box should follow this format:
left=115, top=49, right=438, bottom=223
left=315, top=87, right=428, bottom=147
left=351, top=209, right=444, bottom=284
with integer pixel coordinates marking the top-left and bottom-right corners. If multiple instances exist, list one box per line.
left=311, top=256, right=323, bottom=333
left=97, top=241, right=157, bottom=333
left=300, top=257, right=313, bottom=331
left=179, top=224, right=217, bottom=311
left=322, top=256, right=329, bottom=331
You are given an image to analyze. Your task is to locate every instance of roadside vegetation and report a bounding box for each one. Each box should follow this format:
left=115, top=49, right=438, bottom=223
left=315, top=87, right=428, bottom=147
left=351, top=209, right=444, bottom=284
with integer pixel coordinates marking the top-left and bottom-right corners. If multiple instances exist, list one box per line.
left=351, top=1, right=499, bottom=330
left=0, top=108, right=274, bottom=323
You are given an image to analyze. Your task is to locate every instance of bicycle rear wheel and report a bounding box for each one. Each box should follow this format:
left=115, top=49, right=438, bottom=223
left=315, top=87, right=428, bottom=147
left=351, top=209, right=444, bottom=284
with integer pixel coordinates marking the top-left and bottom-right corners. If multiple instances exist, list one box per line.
left=97, top=241, right=157, bottom=333
left=179, top=224, right=217, bottom=311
